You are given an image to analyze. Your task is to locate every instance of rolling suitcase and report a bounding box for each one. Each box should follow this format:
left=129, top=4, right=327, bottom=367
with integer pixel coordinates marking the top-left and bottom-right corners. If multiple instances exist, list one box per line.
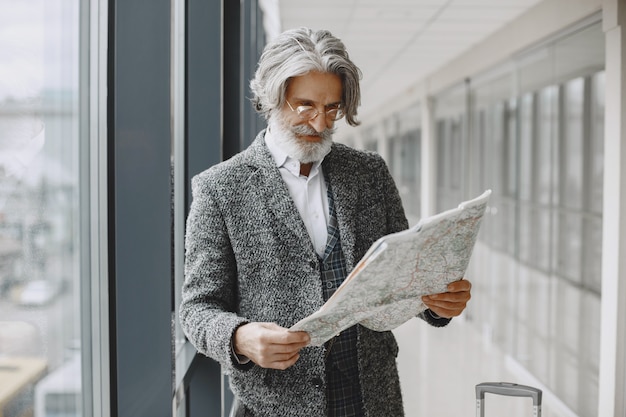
left=476, top=382, right=542, bottom=417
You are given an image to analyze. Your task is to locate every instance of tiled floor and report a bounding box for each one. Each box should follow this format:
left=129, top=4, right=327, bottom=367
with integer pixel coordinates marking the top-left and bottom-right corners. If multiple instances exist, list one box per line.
left=393, top=317, right=576, bottom=417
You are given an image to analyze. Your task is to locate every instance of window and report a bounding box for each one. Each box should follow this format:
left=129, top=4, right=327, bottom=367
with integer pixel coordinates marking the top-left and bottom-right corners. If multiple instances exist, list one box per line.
left=0, top=1, right=85, bottom=416
left=435, top=115, right=463, bottom=212
left=464, top=20, right=604, bottom=417
left=382, top=103, right=422, bottom=225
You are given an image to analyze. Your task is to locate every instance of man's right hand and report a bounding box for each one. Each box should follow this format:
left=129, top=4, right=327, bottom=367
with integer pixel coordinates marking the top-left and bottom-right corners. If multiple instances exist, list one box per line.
left=233, top=322, right=311, bottom=370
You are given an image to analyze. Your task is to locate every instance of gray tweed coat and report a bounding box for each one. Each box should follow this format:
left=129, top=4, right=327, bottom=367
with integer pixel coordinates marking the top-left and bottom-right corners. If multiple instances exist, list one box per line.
left=180, top=130, right=410, bottom=416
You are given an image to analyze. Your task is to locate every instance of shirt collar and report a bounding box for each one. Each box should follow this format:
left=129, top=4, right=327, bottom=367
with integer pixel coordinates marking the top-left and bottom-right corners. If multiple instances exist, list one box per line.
left=264, top=127, right=289, bottom=168
left=265, top=127, right=324, bottom=178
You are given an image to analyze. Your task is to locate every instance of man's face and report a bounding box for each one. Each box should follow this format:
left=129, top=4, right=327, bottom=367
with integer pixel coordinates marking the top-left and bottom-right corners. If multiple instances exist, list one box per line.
left=269, top=71, right=342, bottom=163
left=283, top=71, right=343, bottom=142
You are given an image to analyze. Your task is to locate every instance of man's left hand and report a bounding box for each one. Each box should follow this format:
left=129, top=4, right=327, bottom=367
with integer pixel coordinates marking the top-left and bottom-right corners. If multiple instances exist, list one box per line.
left=422, top=279, right=472, bottom=318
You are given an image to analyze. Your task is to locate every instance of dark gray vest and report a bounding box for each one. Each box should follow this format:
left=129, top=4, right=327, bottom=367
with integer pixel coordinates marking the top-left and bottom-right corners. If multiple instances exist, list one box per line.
left=320, top=181, right=364, bottom=416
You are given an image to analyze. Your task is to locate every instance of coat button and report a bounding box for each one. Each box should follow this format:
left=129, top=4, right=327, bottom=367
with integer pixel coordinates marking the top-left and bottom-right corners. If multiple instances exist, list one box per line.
left=311, top=376, right=323, bottom=388
left=309, top=260, right=317, bottom=270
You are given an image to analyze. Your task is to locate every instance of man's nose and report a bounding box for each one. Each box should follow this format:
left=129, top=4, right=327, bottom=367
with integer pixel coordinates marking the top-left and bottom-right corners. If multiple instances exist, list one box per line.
left=308, top=112, right=329, bottom=133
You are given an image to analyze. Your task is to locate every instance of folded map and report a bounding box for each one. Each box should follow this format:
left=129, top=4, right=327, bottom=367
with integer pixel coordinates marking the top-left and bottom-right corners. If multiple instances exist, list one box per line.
left=289, top=189, right=492, bottom=346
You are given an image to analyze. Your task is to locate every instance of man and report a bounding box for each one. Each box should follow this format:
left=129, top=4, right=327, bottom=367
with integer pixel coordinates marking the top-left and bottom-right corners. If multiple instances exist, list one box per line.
left=180, top=27, right=471, bottom=417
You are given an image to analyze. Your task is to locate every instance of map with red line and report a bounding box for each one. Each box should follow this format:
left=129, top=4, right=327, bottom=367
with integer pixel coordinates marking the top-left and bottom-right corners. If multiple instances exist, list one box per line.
left=289, top=190, right=492, bottom=346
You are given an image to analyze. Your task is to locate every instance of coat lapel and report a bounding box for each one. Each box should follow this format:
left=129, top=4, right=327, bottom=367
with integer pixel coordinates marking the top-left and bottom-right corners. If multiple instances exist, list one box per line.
left=242, top=131, right=316, bottom=256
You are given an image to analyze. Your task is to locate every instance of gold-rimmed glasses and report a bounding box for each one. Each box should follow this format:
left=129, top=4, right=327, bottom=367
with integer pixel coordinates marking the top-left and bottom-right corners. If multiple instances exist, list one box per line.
left=286, top=100, right=345, bottom=122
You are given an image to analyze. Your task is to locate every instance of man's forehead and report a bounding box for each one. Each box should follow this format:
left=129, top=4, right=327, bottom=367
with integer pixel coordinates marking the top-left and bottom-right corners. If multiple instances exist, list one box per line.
left=286, top=72, right=342, bottom=102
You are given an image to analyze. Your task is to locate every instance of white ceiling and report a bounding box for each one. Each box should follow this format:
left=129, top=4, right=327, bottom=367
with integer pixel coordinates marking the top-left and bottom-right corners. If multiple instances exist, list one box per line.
left=278, top=0, right=543, bottom=118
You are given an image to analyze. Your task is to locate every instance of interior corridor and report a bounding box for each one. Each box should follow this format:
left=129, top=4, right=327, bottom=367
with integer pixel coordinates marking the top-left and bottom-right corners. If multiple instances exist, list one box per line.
left=395, top=318, right=576, bottom=417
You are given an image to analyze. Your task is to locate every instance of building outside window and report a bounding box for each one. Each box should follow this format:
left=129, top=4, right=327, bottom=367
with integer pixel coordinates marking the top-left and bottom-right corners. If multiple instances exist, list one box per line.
left=0, top=1, right=84, bottom=416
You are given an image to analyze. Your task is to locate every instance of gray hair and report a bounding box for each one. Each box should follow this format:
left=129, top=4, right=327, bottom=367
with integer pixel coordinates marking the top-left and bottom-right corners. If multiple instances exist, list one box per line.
left=250, top=27, right=362, bottom=126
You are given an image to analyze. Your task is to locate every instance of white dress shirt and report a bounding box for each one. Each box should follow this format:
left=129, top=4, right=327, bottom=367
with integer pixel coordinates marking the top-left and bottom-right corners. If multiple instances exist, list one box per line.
left=265, top=128, right=329, bottom=257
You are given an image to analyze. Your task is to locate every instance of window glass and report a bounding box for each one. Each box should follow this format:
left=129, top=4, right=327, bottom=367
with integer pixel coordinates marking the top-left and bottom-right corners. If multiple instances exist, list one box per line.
left=436, top=117, right=460, bottom=212
left=375, top=101, right=424, bottom=225
left=504, top=98, right=518, bottom=199
left=582, top=71, right=604, bottom=294
left=561, top=78, right=585, bottom=210
left=398, top=130, right=420, bottom=224
left=361, top=126, right=380, bottom=153
left=556, top=211, right=583, bottom=283
left=488, top=102, right=505, bottom=249
left=464, top=21, right=604, bottom=417
left=518, top=93, right=534, bottom=264
left=589, top=71, right=604, bottom=215
left=435, top=119, right=448, bottom=211
left=434, top=84, right=466, bottom=212
left=583, top=215, right=602, bottom=293
left=537, top=86, right=556, bottom=206
left=536, top=210, right=551, bottom=272
left=0, top=1, right=83, bottom=416
left=553, top=22, right=605, bottom=82
left=518, top=205, right=532, bottom=263
left=519, top=93, right=534, bottom=202
left=449, top=116, right=462, bottom=194
left=471, top=108, right=486, bottom=196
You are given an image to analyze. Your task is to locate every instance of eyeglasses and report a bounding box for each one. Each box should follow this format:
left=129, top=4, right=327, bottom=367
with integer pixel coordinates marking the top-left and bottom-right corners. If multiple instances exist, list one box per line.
left=286, top=100, right=345, bottom=122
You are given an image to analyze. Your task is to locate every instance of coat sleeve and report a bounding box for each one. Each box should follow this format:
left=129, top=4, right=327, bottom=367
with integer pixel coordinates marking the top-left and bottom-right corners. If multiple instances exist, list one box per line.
left=376, top=153, right=409, bottom=235
left=179, top=173, right=249, bottom=370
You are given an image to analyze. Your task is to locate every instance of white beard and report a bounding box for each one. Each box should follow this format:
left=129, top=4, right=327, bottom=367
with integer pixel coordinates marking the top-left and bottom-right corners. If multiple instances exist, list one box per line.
left=269, top=114, right=335, bottom=163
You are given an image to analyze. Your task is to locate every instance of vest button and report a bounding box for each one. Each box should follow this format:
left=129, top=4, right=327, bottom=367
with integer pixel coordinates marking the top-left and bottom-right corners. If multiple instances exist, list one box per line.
left=326, top=281, right=334, bottom=289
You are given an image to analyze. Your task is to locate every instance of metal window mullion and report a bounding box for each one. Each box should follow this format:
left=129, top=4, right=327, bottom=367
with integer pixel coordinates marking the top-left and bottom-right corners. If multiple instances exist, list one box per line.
left=109, top=0, right=174, bottom=414
left=80, top=0, right=111, bottom=416
left=172, top=0, right=194, bottom=399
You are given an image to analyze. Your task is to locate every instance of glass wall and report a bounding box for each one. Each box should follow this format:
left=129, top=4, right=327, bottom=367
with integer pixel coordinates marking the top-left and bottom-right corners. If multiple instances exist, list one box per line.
left=387, top=102, right=422, bottom=225
left=0, top=1, right=84, bottom=416
left=461, top=21, right=605, bottom=417
left=434, top=85, right=466, bottom=215
left=350, top=101, right=423, bottom=226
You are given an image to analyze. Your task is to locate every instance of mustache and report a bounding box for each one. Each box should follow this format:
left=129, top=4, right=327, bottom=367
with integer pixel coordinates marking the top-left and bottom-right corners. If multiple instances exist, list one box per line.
left=290, top=124, right=336, bottom=138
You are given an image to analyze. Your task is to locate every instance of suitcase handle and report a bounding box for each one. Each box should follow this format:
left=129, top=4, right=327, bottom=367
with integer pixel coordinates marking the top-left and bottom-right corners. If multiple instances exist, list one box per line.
left=475, top=382, right=542, bottom=417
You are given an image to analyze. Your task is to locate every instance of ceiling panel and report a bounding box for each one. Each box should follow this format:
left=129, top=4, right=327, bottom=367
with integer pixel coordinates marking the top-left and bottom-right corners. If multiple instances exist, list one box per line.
left=278, top=0, right=543, bottom=117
